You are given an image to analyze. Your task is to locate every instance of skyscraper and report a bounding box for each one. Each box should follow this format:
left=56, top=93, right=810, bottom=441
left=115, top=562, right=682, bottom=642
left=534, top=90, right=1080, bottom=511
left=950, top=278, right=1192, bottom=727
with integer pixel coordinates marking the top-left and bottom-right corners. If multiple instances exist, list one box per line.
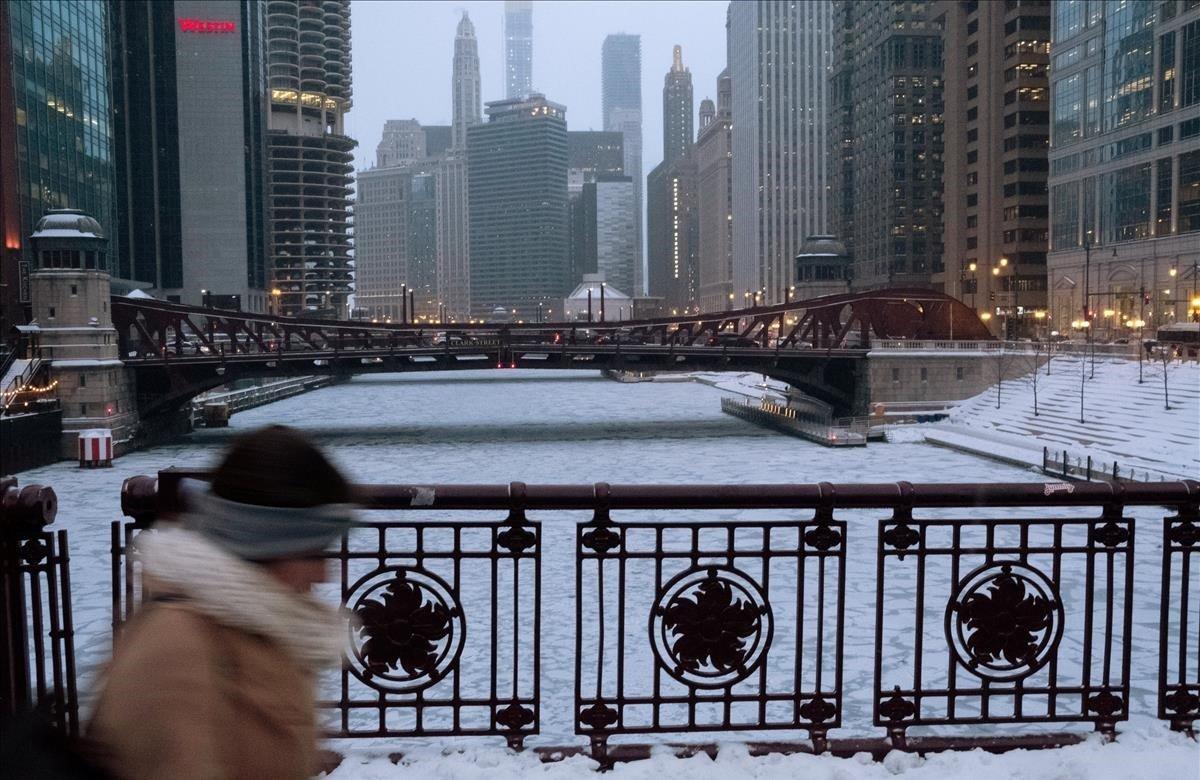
left=663, top=45, right=694, bottom=164
left=829, top=0, right=944, bottom=291
left=601, top=34, right=644, bottom=293
left=467, top=94, right=569, bottom=318
left=266, top=0, right=355, bottom=317
left=695, top=70, right=734, bottom=312
left=936, top=0, right=1050, bottom=337
left=452, top=12, right=481, bottom=150
left=730, top=0, right=831, bottom=305
left=438, top=11, right=481, bottom=321
left=109, top=0, right=272, bottom=311
left=2, top=0, right=119, bottom=332
left=504, top=1, right=533, bottom=99
left=376, top=119, right=427, bottom=167
left=1046, top=1, right=1200, bottom=333
left=355, top=162, right=439, bottom=321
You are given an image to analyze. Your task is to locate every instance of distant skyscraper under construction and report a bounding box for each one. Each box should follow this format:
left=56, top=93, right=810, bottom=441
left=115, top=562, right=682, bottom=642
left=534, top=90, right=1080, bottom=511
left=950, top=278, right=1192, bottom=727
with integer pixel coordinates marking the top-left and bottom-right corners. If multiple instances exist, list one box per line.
left=504, top=0, right=533, bottom=99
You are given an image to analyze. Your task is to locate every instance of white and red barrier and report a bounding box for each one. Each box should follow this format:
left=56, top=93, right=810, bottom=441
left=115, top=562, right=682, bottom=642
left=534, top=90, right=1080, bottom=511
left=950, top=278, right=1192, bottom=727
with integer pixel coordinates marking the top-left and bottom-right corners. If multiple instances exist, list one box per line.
left=77, top=429, right=113, bottom=468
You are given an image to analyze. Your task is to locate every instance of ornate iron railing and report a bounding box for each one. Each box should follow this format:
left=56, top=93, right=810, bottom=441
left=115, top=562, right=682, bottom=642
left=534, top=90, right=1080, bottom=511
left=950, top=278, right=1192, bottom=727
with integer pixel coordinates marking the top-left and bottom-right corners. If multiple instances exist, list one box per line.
left=96, top=475, right=1200, bottom=761
left=0, top=476, right=77, bottom=735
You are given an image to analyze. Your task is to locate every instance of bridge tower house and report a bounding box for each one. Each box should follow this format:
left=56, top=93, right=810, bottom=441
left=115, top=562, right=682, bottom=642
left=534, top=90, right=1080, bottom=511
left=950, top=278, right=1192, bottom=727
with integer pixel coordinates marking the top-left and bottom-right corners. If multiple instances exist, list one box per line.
left=27, top=209, right=138, bottom=458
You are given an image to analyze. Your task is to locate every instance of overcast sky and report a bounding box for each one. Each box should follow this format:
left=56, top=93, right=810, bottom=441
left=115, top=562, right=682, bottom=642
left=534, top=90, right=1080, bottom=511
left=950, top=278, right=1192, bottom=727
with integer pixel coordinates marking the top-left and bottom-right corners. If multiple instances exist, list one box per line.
left=346, top=0, right=729, bottom=173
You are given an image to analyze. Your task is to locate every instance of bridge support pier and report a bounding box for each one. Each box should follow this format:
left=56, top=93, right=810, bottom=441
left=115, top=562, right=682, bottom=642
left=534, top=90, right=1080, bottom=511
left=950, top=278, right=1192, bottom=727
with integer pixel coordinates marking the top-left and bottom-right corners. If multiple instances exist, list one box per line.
left=26, top=211, right=140, bottom=460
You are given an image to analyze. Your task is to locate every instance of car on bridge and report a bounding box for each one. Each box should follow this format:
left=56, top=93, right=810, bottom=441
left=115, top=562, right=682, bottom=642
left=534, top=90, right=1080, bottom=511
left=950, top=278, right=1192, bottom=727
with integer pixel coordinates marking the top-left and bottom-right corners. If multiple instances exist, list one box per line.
left=708, top=332, right=758, bottom=348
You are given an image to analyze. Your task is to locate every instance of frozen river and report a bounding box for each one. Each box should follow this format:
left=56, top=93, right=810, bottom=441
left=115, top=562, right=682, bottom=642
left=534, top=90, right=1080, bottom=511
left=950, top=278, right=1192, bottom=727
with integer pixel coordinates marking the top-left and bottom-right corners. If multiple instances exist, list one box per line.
left=17, top=371, right=1178, bottom=745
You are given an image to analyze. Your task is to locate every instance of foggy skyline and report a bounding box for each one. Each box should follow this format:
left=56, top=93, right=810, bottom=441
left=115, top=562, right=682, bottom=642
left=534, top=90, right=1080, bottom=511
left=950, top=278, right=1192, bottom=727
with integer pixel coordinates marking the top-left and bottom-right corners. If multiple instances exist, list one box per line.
left=346, top=0, right=728, bottom=175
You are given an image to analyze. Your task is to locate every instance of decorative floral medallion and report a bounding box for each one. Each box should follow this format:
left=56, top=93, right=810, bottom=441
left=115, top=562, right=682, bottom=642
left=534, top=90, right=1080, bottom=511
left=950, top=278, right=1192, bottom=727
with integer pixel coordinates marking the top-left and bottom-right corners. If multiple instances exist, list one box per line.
left=345, top=567, right=465, bottom=693
left=649, top=565, right=773, bottom=689
left=945, top=561, right=1063, bottom=682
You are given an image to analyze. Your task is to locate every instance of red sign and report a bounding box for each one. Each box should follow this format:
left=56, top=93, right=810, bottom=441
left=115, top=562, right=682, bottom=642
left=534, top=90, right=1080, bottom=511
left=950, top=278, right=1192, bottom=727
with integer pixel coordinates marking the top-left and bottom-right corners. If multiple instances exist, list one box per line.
left=179, top=18, right=236, bottom=33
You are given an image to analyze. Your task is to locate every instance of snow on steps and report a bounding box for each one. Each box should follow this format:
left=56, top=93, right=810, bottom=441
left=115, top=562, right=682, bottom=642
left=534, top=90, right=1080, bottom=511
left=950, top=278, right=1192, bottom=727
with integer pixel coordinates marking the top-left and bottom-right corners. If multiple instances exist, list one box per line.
left=934, top=355, right=1198, bottom=479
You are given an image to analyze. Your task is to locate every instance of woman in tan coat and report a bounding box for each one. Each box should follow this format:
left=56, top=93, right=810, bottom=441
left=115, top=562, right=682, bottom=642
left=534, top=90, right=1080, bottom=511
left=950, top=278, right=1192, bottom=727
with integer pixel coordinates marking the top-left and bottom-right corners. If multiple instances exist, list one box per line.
left=88, top=426, right=354, bottom=779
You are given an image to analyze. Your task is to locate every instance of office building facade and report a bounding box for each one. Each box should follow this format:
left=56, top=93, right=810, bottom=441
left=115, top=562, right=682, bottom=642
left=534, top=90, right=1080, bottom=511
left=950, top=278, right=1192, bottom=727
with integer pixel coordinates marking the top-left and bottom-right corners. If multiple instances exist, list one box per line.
left=1046, top=0, right=1200, bottom=333
left=376, top=119, right=426, bottom=167
left=3, top=0, right=119, bottom=334
left=467, top=95, right=569, bottom=318
left=662, top=45, right=694, bottom=164
left=504, top=0, right=532, bottom=99
left=695, top=70, right=734, bottom=312
left=109, top=0, right=272, bottom=310
left=829, top=0, right=943, bottom=290
left=602, top=35, right=643, bottom=293
left=730, top=0, right=831, bottom=305
left=647, top=155, right=698, bottom=312
left=266, top=0, right=355, bottom=317
left=936, top=0, right=1050, bottom=336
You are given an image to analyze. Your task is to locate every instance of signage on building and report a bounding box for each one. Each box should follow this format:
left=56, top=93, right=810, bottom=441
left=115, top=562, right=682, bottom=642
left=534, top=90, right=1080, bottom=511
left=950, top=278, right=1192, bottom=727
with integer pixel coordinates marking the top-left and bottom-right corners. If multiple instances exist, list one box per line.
left=178, top=18, right=236, bottom=34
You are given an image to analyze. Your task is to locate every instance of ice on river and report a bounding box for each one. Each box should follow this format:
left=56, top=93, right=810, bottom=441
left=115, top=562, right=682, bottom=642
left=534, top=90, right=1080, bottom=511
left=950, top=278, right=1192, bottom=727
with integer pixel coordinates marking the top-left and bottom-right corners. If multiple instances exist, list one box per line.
left=15, top=371, right=1191, bottom=754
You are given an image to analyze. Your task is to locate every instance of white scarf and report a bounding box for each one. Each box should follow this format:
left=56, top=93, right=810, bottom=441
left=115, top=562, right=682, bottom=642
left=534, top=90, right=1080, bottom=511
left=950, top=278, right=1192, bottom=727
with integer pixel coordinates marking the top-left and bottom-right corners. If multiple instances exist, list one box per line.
left=136, top=526, right=346, bottom=670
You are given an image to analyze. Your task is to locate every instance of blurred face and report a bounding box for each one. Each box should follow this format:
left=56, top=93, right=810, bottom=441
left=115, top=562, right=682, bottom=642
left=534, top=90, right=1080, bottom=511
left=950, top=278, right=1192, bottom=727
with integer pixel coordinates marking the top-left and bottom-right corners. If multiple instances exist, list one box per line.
left=262, top=556, right=330, bottom=594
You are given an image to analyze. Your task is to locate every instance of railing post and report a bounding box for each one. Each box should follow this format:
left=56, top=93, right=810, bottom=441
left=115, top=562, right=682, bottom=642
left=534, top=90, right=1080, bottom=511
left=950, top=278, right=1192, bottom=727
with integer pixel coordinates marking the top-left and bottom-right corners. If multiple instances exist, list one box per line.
left=1087, top=456, right=1092, bottom=481
left=0, top=476, right=57, bottom=721
left=1063, top=450, right=1069, bottom=478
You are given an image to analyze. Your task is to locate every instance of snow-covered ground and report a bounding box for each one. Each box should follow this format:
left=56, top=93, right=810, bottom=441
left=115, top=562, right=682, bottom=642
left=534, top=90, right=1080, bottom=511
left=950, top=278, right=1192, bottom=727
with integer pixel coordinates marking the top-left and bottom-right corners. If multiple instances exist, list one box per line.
left=14, top=370, right=1197, bottom=777
left=929, top=355, right=1198, bottom=479
left=327, top=731, right=1198, bottom=779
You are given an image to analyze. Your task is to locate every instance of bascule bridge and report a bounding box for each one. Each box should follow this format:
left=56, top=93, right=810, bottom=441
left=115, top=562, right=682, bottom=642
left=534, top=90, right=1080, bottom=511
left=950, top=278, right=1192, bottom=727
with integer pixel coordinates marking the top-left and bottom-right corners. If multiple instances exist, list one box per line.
left=5, top=211, right=997, bottom=463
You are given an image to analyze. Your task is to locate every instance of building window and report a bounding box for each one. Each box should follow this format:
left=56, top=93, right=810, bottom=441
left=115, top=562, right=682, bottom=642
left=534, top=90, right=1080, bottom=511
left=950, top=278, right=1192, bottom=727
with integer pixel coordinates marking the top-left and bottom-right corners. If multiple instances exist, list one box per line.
left=48, top=307, right=55, bottom=319
left=70, top=285, right=77, bottom=296
left=892, top=368, right=901, bottom=383
left=967, top=85, right=978, bottom=101
left=1179, top=150, right=1200, bottom=233
left=80, top=375, right=86, bottom=388
left=920, top=367, right=928, bottom=383
left=1160, top=125, right=1175, bottom=145
left=1183, top=20, right=1200, bottom=108
left=1056, top=181, right=1084, bottom=247
left=1156, top=157, right=1174, bottom=235
left=1103, top=163, right=1152, bottom=242
left=1161, top=32, right=1177, bottom=113
left=956, top=366, right=964, bottom=381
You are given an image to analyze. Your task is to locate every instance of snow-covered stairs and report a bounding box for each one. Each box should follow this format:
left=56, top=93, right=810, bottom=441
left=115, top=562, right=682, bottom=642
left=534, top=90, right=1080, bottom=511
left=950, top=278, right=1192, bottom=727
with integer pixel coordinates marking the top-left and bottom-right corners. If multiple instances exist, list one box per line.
left=941, top=355, right=1198, bottom=478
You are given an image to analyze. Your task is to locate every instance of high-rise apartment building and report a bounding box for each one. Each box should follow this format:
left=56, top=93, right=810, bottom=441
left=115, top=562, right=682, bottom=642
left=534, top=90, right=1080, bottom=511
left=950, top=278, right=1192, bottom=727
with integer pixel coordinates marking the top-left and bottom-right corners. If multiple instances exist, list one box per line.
left=467, top=94, right=568, bottom=318
left=3, top=0, right=119, bottom=334
left=936, top=0, right=1050, bottom=337
left=566, top=130, right=625, bottom=285
left=437, top=11, right=481, bottom=321
left=695, top=70, right=734, bottom=312
left=504, top=0, right=533, bottom=99
left=266, top=0, right=355, bottom=317
left=662, top=45, right=694, bottom=164
left=1046, top=0, right=1200, bottom=334
left=602, top=34, right=644, bottom=292
left=829, top=0, right=943, bottom=291
left=109, top=0, right=272, bottom=311
left=730, top=0, right=831, bottom=305
left=568, top=131, right=625, bottom=183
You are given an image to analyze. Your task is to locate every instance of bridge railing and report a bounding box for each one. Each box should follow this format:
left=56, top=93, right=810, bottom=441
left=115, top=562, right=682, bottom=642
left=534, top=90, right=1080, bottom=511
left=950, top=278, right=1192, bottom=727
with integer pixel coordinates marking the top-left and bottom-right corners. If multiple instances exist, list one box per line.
left=871, top=340, right=1140, bottom=358
left=101, top=474, right=1199, bottom=762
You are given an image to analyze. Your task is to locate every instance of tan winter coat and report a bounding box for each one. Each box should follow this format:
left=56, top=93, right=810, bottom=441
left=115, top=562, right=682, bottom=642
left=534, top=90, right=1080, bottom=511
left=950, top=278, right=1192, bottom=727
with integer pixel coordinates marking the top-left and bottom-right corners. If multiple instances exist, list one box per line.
left=87, top=527, right=345, bottom=780
left=88, top=601, right=318, bottom=779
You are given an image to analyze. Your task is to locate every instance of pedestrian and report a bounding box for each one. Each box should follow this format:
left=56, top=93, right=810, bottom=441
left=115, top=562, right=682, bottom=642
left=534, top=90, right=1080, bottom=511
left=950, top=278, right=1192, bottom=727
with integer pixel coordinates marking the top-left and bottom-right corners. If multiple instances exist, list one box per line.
left=87, top=425, right=354, bottom=778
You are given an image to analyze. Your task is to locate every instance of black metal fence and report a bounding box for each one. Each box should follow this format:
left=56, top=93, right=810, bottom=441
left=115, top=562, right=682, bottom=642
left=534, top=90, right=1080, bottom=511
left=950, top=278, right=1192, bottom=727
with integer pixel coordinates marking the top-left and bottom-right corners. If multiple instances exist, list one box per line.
left=1, top=477, right=77, bottom=736
left=6, top=473, right=1199, bottom=763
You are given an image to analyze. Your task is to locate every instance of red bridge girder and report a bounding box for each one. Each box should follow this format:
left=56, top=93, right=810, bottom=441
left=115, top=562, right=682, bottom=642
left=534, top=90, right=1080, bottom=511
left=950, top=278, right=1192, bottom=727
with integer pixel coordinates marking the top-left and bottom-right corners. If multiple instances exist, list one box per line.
left=110, top=288, right=991, bottom=360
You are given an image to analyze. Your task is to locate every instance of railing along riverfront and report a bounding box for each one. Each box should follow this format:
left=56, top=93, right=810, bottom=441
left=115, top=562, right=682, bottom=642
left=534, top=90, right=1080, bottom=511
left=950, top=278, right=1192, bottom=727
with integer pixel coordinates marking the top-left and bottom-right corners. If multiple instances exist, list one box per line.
left=872, top=339, right=1139, bottom=357
left=6, top=474, right=1199, bottom=764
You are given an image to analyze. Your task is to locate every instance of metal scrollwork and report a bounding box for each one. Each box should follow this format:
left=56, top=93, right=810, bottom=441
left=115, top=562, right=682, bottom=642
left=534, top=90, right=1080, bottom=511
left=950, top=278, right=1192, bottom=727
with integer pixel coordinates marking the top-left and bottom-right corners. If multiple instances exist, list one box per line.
left=945, top=561, right=1063, bottom=682
left=649, top=566, right=773, bottom=688
left=347, top=567, right=465, bottom=692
